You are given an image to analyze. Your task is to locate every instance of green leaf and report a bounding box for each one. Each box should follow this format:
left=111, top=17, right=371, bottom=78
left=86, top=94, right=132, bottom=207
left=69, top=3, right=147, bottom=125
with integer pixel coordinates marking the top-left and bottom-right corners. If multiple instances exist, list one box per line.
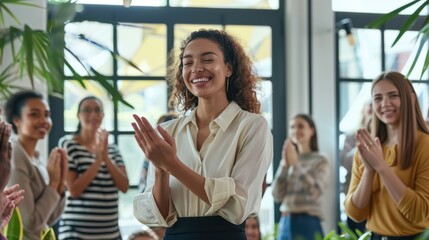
left=366, top=0, right=422, bottom=29
left=417, top=228, right=429, bottom=240
left=48, top=1, right=77, bottom=31
left=90, top=68, right=134, bottom=109
left=323, top=230, right=338, bottom=240
left=338, top=221, right=358, bottom=239
left=420, top=38, right=429, bottom=79
left=406, top=34, right=428, bottom=79
left=391, top=1, right=428, bottom=46
left=358, top=231, right=372, bottom=240
left=73, top=33, right=144, bottom=74
left=41, top=228, right=56, bottom=240
left=3, top=207, right=24, bottom=240
left=23, top=25, right=35, bottom=88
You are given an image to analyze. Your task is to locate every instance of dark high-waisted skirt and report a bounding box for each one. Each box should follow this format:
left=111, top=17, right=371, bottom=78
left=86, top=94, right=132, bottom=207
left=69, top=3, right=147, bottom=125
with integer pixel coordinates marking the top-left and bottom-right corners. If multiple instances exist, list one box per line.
left=164, top=216, right=246, bottom=240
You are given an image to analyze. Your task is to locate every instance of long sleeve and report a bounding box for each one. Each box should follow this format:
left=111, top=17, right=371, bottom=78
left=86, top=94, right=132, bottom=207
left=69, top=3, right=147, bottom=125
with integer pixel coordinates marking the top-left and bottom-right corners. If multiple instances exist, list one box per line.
left=271, top=161, right=289, bottom=202
left=344, top=152, right=370, bottom=222
left=9, top=143, right=63, bottom=239
left=345, top=132, right=429, bottom=235
left=133, top=102, right=273, bottom=226
left=206, top=116, right=273, bottom=224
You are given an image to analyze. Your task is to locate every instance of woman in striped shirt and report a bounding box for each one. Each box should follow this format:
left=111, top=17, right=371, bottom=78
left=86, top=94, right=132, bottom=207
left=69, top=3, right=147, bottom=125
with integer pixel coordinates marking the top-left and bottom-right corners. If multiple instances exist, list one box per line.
left=58, top=96, right=129, bottom=240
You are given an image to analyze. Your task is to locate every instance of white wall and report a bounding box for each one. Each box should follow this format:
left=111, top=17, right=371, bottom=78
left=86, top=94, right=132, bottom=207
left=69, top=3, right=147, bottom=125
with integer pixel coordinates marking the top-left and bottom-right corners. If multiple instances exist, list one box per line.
left=285, top=0, right=337, bottom=233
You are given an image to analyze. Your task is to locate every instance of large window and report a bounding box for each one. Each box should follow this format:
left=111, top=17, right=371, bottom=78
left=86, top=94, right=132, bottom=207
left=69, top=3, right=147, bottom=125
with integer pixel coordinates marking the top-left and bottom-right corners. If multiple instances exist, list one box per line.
left=49, top=2, right=285, bottom=238
left=335, top=11, right=428, bottom=228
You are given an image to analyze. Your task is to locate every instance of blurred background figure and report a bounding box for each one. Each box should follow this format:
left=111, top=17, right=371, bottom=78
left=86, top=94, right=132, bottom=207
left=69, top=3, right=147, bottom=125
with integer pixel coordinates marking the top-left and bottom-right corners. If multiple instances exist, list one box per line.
left=245, top=215, right=262, bottom=240
left=58, top=96, right=129, bottom=240
left=272, top=114, right=329, bottom=240
left=6, top=90, right=67, bottom=239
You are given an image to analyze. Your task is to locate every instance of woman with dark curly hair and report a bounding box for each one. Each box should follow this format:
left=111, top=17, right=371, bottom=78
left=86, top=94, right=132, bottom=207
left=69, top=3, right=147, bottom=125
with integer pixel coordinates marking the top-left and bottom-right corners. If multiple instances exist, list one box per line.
left=132, top=29, right=273, bottom=240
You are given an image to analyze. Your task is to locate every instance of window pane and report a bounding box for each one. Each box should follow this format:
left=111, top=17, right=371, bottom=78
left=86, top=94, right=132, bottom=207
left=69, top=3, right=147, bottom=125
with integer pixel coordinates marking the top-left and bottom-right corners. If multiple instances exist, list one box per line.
left=118, top=189, right=144, bottom=238
left=63, top=80, right=114, bottom=132
left=339, top=28, right=381, bottom=79
left=338, top=81, right=371, bottom=223
left=64, top=21, right=113, bottom=76
left=385, top=30, right=429, bottom=80
left=333, top=0, right=428, bottom=14
left=117, top=135, right=145, bottom=186
left=117, top=80, right=168, bottom=131
left=170, top=0, right=279, bottom=9
left=117, top=23, right=167, bottom=76
left=257, top=80, right=273, bottom=128
left=174, top=24, right=223, bottom=57
left=62, top=0, right=167, bottom=6
left=225, top=25, right=272, bottom=77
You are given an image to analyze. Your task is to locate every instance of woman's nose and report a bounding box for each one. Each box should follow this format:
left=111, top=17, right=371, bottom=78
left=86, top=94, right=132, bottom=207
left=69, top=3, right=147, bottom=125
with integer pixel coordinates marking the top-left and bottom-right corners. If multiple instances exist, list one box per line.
left=191, top=62, right=204, bottom=73
left=191, top=67, right=203, bottom=73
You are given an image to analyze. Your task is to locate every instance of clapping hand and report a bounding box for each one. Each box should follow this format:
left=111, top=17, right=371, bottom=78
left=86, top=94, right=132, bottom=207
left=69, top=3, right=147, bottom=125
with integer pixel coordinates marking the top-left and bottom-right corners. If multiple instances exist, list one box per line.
left=1, top=184, right=24, bottom=230
left=96, top=129, right=109, bottom=161
left=47, top=148, right=64, bottom=190
left=131, top=114, right=178, bottom=173
left=57, top=149, right=68, bottom=194
left=356, top=128, right=384, bottom=171
left=282, top=138, right=298, bottom=167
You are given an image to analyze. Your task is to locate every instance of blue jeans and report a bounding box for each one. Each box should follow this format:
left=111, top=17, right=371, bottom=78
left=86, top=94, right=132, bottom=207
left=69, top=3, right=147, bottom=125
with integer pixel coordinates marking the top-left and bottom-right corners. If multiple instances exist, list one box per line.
left=290, top=213, right=324, bottom=240
left=277, top=215, right=292, bottom=240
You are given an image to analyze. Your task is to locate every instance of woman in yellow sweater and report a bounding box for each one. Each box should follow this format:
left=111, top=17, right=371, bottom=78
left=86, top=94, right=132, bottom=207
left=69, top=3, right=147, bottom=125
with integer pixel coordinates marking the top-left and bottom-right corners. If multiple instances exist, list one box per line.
left=345, top=71, right=429, bottom=239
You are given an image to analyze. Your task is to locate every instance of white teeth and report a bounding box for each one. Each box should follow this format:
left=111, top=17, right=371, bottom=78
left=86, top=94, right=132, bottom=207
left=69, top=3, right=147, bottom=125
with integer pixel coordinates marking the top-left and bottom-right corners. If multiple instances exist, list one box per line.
left=192, top=78, right=209, bottom=83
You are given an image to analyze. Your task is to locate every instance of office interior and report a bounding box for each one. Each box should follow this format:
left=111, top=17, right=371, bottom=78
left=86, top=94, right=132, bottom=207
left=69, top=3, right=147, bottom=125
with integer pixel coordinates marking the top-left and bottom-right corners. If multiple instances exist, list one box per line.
left=3, top=0, right=429, bottom=238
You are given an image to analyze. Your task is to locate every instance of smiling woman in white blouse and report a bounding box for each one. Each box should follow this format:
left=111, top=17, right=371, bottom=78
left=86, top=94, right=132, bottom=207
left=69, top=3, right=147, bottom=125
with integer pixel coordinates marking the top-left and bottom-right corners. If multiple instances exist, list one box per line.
left=132, top=29, right=273, bottom=240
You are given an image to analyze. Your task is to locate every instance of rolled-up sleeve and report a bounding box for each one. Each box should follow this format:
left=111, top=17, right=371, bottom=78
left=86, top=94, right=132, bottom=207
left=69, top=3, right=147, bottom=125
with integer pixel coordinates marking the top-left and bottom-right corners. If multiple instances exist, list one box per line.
left=133, top=191, right=177, bottom=227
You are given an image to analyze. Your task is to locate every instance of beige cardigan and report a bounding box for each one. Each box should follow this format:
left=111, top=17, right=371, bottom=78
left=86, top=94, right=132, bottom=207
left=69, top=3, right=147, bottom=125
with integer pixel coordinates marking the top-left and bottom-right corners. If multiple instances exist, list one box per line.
left=8, top=139, right=65, bottom=240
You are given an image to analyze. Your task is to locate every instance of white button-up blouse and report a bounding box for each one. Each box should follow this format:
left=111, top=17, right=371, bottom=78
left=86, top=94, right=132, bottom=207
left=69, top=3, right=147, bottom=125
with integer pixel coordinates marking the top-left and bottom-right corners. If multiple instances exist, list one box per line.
left=133, top=101, right=273, bottom=227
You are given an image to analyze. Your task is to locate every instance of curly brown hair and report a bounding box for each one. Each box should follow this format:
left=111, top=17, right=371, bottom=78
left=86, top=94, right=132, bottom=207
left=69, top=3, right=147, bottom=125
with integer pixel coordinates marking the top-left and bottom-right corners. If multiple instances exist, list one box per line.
left=167, top=29, right=261, bottom=114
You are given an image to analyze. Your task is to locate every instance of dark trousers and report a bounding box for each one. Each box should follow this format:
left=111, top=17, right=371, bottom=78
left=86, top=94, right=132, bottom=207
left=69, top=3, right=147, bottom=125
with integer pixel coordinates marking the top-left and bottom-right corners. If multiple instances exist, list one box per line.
left=164, top=216, right=245, bottom=240
left=347, top=216, right=366, bottom=234
left=290, top=213, right=324, bottom=240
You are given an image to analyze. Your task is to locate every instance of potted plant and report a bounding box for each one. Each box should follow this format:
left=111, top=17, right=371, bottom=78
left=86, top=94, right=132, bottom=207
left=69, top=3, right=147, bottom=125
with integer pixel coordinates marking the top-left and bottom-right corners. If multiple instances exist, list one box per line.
left=0, top=0, right=141, bottom=107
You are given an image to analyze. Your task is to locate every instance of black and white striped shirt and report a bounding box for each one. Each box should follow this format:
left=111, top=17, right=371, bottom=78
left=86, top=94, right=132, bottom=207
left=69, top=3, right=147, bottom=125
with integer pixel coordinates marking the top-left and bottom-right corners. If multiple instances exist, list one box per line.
left=58, top=137, right=125, bottom=240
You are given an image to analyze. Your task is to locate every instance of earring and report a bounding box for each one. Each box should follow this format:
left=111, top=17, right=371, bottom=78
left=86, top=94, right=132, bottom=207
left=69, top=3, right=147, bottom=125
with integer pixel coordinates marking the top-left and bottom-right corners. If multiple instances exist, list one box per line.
left=226, top=77, right=230, bottom=93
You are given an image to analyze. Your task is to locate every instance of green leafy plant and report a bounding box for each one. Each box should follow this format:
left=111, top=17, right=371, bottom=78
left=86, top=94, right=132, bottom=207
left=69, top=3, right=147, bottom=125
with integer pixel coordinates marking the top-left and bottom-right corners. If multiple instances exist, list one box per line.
left=366, top=0, right=429, bottom=79
left=0, top=0, right=142, bottom=108
left=2, top=207, right=23, bottom=240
